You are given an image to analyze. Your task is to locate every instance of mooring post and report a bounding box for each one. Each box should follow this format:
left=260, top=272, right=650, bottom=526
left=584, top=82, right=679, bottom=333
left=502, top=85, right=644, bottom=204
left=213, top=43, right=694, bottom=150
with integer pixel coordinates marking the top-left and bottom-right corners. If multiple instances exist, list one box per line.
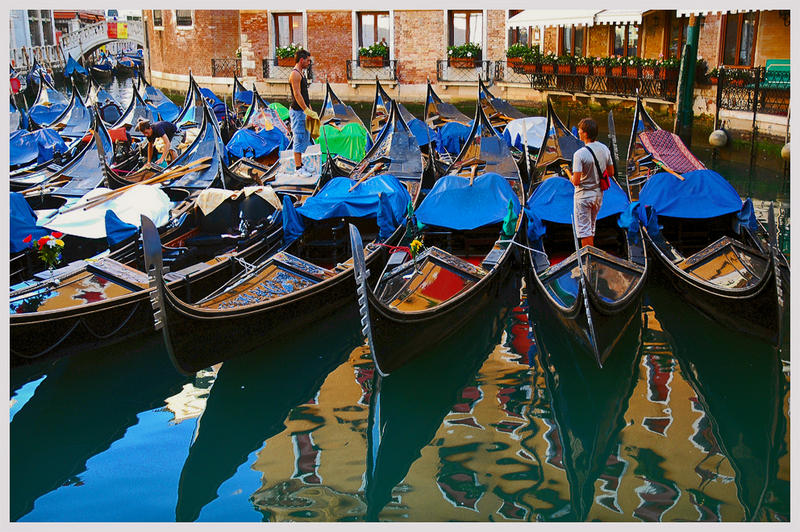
left=712, top=67, right=725, bottom=165
left=674, top=14, right=699, bottom=147
left=749, top=67, right=761, bottom=185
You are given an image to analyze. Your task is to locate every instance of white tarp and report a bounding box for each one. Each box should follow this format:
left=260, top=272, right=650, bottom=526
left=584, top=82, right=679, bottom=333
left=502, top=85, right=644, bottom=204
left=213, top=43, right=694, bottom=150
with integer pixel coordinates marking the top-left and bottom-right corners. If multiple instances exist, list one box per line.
left=504, top=117, right=549, bottom=150
left=40, top=185, right=172, bottom=239
left=594, top=10, right=646, bottom=25
left=508, top=10, right=597, bottom=28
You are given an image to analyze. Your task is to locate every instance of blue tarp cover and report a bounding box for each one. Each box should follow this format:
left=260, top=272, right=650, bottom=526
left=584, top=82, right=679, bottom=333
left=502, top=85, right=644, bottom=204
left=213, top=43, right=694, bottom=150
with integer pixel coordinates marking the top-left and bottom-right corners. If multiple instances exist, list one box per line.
left=29, top=102, right=68, bottom=126
left=226, top=127, right=289, bottom=159
left=525, top=176, right=629, bottom=224
left=10, top=192, right=50, bottom=253
left=297, top=174, right=411, bottom=238
left=10, top=128, right=69, bottom=166
left=235, top=88, right=254, bottom=104
left=105, top=209, right=138, bottom=247
left=64, top=56, right=88, bottom=77
left=416, top=173, right=521, bottom=231
left=639, top=169, right=742, bottom=219
left=200, top=88, right=230, bottom=122
left=435, top=121, right=472, bottom=155
left=282, top=195, right=305, bottom=245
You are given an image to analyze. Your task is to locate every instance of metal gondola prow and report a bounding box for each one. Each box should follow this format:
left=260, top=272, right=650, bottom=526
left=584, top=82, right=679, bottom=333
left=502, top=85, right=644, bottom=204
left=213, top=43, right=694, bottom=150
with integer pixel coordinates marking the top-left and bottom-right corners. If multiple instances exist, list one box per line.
left=570, top=215, right=602, bottom=368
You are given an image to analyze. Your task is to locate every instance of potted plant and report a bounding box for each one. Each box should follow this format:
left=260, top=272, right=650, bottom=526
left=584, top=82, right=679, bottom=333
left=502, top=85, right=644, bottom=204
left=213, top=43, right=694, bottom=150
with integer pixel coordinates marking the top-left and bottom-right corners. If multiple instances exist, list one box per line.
left=575, top=55, right=594, bottom=75
left=708, top=67, right=719, bottom=84
left=593, top=55, right=612, bottom=76
left=541, top=51, right=557, bottom=74
left=609, top=56, right=624, bottom=77
left=506, top=43, right=528, bottom=67
left=660, top=56, right=680, bottom=80
left=519, top=45, right=541, bottom=73
left=448, top=42, right=482, bottom=68
left=624, top=55, right=640, bottom=77
left=359, top=41, right=389, bottom=68
left=556, top=54, right=574, bottom=74
left=276, top=43, right=301, bottom=67
left=641, top=57, right=657, bottom=78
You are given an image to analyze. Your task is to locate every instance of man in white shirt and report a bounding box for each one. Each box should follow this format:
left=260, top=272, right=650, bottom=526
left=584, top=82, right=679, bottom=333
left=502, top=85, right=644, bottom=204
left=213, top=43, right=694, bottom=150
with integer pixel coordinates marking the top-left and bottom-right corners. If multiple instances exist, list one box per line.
left=572, top=118, right=614, bottom=248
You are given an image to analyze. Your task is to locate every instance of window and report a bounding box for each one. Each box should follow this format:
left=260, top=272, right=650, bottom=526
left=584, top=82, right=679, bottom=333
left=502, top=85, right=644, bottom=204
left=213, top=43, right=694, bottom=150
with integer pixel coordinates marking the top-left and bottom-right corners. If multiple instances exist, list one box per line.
left=152, top=10, right=163, bottom=27
left=449, top=10, right=482, bottom=48
left=560, top=26, right=585, bottom=56
left=722, top=12, right=758, bottom=66
left=41, top=10, right=53, bottom=45
left=274, top=13, right=303, bottom=49
left=358, top=12, right=389, bottom=48
left=667, top=15, right=689, bottom=59
left=28, top=10, right=43, bottom=46
left=612, top=24, right=638, bottom=57
left=27, top=10, right=53, bottom=46
left=508, top=9, right=528, bottom=47
left=175, top=10, right=193, bottom=27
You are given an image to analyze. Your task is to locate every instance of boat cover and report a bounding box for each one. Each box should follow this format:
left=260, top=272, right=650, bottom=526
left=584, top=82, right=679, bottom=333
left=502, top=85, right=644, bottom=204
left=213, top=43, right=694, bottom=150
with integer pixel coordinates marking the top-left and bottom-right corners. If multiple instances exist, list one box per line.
left=226, top=127, right=289, bottom=159
left=502, top=117, right=548, bottom=150
left=368, top=117, right=436, bottom=150
left=415, top=173, right=521, bottom=231
left=142, top=84, right=182, bottom=122
left=435, top=121, right=472, bottom=155
left=316, top=122, right=368, bottom=163
left=10, top=192, right=50, bottom=253
left=638, top=129, right=706, bottom=173
left=10, top=128, right=69, bottom=166
left=234, top=87, right=253, bottom=105
left=295, top=174, right=410, bottom=239
left=639, top=169, right=742, bottom=219
left=29, top=100, right=68, bottom=126
left=105, top=209, right=138, bottom=246
left=525, top=176, right=629, bottom=225
left=269, top=102, right=290, bottom=121
left=199, top=88, right=230, bottom=123
left=40, top=185, right=171, bottom=239
left=54, top=96, right=92, bottom=139
left=63, top=56, right=88, bottom=77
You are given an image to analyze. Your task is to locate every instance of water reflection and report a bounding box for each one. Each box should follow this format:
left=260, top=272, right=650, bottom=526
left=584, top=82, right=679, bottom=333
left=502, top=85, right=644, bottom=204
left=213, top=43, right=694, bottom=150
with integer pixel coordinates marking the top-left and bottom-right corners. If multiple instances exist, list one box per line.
left=175, top=305, right=364, bottom=522
left=10, top=336, right=189, bottom=521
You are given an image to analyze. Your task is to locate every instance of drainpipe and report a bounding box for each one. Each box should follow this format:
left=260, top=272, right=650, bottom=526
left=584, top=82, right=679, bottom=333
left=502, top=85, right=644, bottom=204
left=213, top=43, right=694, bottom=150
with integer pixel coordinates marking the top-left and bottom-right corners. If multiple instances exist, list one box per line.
left=674, top=13, right=699, bottom=147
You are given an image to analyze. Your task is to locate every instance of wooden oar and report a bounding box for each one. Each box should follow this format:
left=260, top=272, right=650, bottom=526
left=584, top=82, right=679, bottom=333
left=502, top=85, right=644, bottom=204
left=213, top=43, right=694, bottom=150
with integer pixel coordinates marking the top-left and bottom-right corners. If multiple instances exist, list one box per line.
left=469, top=163, right=478, bottom=186
left=652, top=158, right=685, bottom=180
left=22, top=177, right=71, bottom=196
left=348, top=162, right=384, bottom=192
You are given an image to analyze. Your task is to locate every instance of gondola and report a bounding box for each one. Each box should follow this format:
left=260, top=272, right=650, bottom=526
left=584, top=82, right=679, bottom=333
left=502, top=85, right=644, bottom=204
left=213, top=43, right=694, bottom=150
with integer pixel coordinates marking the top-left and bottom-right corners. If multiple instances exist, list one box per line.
left=231, top=74, right=253, bottom=123
left=350, top=99, right=524, bottom=375
left=110, top=77, right=157, bottom=136
left=626, top=95, right=788, bottom=348
left=532, top=287, right=642, bottom=521
left=113, top=55, right=138, bottom=78
left=10, top=93, right=24, bottom=131
left=370, top=78, right=439, bottom=187
left=524, top=100, right=648, bottom=367
left=141, top=100, right=423, bottom=374
left=477, top=77, right=527, bottom=131
left=90, top=54, right=114, bottom=81
left=62, top=55, right=88, bottom=83
left=646, top=284, right=788, bottom=521
left=225, top=82, right=292, bottom=169
left=318, top=80, right=371, bottom=176
left=23, top=59, right=53, bottom=101
left=423, top=79, right=472, bottom=161
left=140, top=75, right=181, bottom=122
left=11, top=183, right=285, bottom=365
left=364, top=281, right=518, bottom=520
left=10, top=335, right=190, bottom=521
left=86, top=74, right=124, bottom=124
left=26, top=73, right=69, bottom=128
left=174, top=305, right=363, bottom=522
left=30, top=77, right=93, bottom=141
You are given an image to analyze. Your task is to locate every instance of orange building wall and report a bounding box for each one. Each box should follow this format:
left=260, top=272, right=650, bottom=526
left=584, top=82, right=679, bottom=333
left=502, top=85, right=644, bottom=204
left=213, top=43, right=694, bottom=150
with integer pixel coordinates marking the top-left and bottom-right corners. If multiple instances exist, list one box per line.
left=697, top=14, right=723, bottom=66
left=394, top=10, right=445, bottom=84
left=587, top=26, right=610, bottom=57
left=641, top=12, right=667, bottom=58
left=487, top=10, right=506, bottom=60
left=754, top=10, right=791, bottom=66
left=306, top=11, right=351, bottom=84
left=239, top=11, right=270, bottom=80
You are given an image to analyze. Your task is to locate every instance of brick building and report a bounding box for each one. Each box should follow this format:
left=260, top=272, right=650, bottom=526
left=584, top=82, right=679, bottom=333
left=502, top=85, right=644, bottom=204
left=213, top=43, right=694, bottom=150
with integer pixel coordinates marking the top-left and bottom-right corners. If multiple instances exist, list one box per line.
left=144, top=8, right=789, bottom=122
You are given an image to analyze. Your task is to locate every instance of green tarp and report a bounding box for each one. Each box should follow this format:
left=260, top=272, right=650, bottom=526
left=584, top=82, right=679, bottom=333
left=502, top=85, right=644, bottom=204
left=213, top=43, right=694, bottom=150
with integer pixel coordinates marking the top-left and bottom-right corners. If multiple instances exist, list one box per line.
left=269, top=102, right=289, bottom=121
left=315, top=122, right=368, bottom=163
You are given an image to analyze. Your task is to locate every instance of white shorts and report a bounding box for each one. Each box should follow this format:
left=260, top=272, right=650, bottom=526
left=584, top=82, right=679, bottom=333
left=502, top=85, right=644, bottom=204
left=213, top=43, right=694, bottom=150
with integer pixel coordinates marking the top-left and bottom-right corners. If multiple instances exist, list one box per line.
left=574, top=193, right=603, bottom=239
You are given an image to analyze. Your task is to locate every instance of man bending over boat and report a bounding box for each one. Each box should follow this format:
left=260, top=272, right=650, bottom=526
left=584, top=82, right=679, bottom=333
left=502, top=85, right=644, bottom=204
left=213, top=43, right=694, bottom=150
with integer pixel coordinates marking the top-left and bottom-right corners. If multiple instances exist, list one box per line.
left=288, top=48, right=318, bottom=177
left=572, top=118, right=614, bottom=247
left=136, top=118, right=183, bottom=166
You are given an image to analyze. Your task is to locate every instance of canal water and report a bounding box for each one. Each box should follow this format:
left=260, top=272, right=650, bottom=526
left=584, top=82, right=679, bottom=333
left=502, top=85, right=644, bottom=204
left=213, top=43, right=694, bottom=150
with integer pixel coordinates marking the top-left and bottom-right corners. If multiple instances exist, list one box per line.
left=9, top=77, right=790, bottom=522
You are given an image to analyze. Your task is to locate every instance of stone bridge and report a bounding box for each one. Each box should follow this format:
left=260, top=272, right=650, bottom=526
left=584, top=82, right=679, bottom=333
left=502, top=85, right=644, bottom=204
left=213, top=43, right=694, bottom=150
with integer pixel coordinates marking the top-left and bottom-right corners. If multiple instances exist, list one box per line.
left=59, top=20, right=146, bottom=60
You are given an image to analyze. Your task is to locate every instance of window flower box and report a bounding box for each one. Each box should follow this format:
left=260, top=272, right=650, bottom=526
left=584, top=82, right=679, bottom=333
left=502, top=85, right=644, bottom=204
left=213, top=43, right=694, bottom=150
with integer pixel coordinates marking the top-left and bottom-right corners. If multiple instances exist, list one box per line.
left=625, top=66, right=639, bottom=77
left=592, top=65, right=608, bottom=76
left=575, top=65, right=590, bottom=75
left=359, top=56, right=386, bottom=68
left=541, top=64, right=555, bottom=74
left=557, top=64, right=573, bottom=75
left=611, top=66, right=623, bottom=77
left=642, top=66, right=656, bottom=79
left=276, top=57, right=295, bottom=67
left=507, top=56, right=523, bottom=67
left=450, top=57, right=479, bottom=68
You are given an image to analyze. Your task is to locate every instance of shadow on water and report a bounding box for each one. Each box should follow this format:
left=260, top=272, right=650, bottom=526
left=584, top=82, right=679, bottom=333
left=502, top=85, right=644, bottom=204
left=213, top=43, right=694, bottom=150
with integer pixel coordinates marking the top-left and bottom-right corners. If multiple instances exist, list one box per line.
left=174, top=303, right=365, bottom=522
left=530, top=294, right=643, bottom=521
left=364, top=277, right=521, bottom=521
left=646, top=286, right=789, bottom=522
left=10, top=335, right=189, bottom=521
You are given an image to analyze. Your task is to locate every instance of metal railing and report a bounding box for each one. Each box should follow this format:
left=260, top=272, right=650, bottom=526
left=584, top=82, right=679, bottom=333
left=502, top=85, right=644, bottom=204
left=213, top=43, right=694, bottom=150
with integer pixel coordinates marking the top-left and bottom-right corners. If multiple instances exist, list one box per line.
left=717, top=66, right=790, bottom=117
left=346, top=59, right=398, bottom=81
left=262, top=58, right=314, bottom=81
left=494, top=61, right=679, bottom=101
left=10, top=45, right=64, bottom=70
left=436, top=59, right=492, bottom=83
left=211, top=57, right=242, bottom=77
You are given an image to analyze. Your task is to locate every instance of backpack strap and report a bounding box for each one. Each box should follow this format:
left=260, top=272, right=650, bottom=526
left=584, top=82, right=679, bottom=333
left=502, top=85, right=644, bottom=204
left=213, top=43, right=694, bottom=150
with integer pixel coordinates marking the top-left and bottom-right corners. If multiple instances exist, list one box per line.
left=583, top=144, right=604, bottom=185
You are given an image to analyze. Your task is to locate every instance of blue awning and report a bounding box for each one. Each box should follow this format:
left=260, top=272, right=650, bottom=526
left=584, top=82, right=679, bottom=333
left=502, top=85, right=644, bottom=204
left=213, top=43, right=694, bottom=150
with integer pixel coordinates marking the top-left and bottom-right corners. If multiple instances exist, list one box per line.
left=525, top=176, right=629, bottom=224
left=416, top=173, right=521, bottom=230
left=639, top=169, right=742, bottom=219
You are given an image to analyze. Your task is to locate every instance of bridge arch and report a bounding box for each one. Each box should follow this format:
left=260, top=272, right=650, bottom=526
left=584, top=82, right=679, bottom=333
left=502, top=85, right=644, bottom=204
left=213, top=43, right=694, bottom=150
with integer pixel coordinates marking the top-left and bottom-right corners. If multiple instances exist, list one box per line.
left=60, top=20, right=146, bottom=60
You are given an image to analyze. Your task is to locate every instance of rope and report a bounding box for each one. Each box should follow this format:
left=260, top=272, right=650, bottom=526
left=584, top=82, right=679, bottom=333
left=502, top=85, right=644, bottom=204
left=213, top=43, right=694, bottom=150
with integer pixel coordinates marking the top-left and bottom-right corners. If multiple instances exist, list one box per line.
left=233, top=256, right=257, bottom=273
left=79, top=301, right=144, bottom=340
left=496, top=239, right=540, bottom=253
left=374, top=242, right=411, bottom=256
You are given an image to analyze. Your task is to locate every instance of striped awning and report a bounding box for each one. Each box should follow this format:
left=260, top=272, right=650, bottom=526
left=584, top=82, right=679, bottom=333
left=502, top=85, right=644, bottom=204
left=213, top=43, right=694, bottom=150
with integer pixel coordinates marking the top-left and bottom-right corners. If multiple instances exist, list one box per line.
left=677, top=9, right=755, bottom=17
left=594, top=10, right=647, bottom=25
left=507, top=10, right=597, bottom=28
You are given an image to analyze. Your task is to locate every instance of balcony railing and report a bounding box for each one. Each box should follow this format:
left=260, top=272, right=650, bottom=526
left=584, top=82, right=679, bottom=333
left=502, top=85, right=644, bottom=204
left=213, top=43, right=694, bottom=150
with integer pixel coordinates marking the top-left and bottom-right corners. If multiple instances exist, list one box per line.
left=436, top=59, right=492, bottom=83
left=211, top=58, right=241, bottom=77
left=262, top=58, right=314, bottom=81
left=346, top=59, right=398, bottom=81
left=494, top=61, right=679, bottom=101
left=717, top=66, right=790, bottom=117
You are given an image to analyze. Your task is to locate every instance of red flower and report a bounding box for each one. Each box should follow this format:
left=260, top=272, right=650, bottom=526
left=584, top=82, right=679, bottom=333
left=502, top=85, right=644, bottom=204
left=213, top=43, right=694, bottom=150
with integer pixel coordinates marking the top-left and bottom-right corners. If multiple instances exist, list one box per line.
left=51, top=231, right=63, bottom=239
left=37, top=236, right=50, bottom=248
left=23, top=234, right=32, bottom=243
